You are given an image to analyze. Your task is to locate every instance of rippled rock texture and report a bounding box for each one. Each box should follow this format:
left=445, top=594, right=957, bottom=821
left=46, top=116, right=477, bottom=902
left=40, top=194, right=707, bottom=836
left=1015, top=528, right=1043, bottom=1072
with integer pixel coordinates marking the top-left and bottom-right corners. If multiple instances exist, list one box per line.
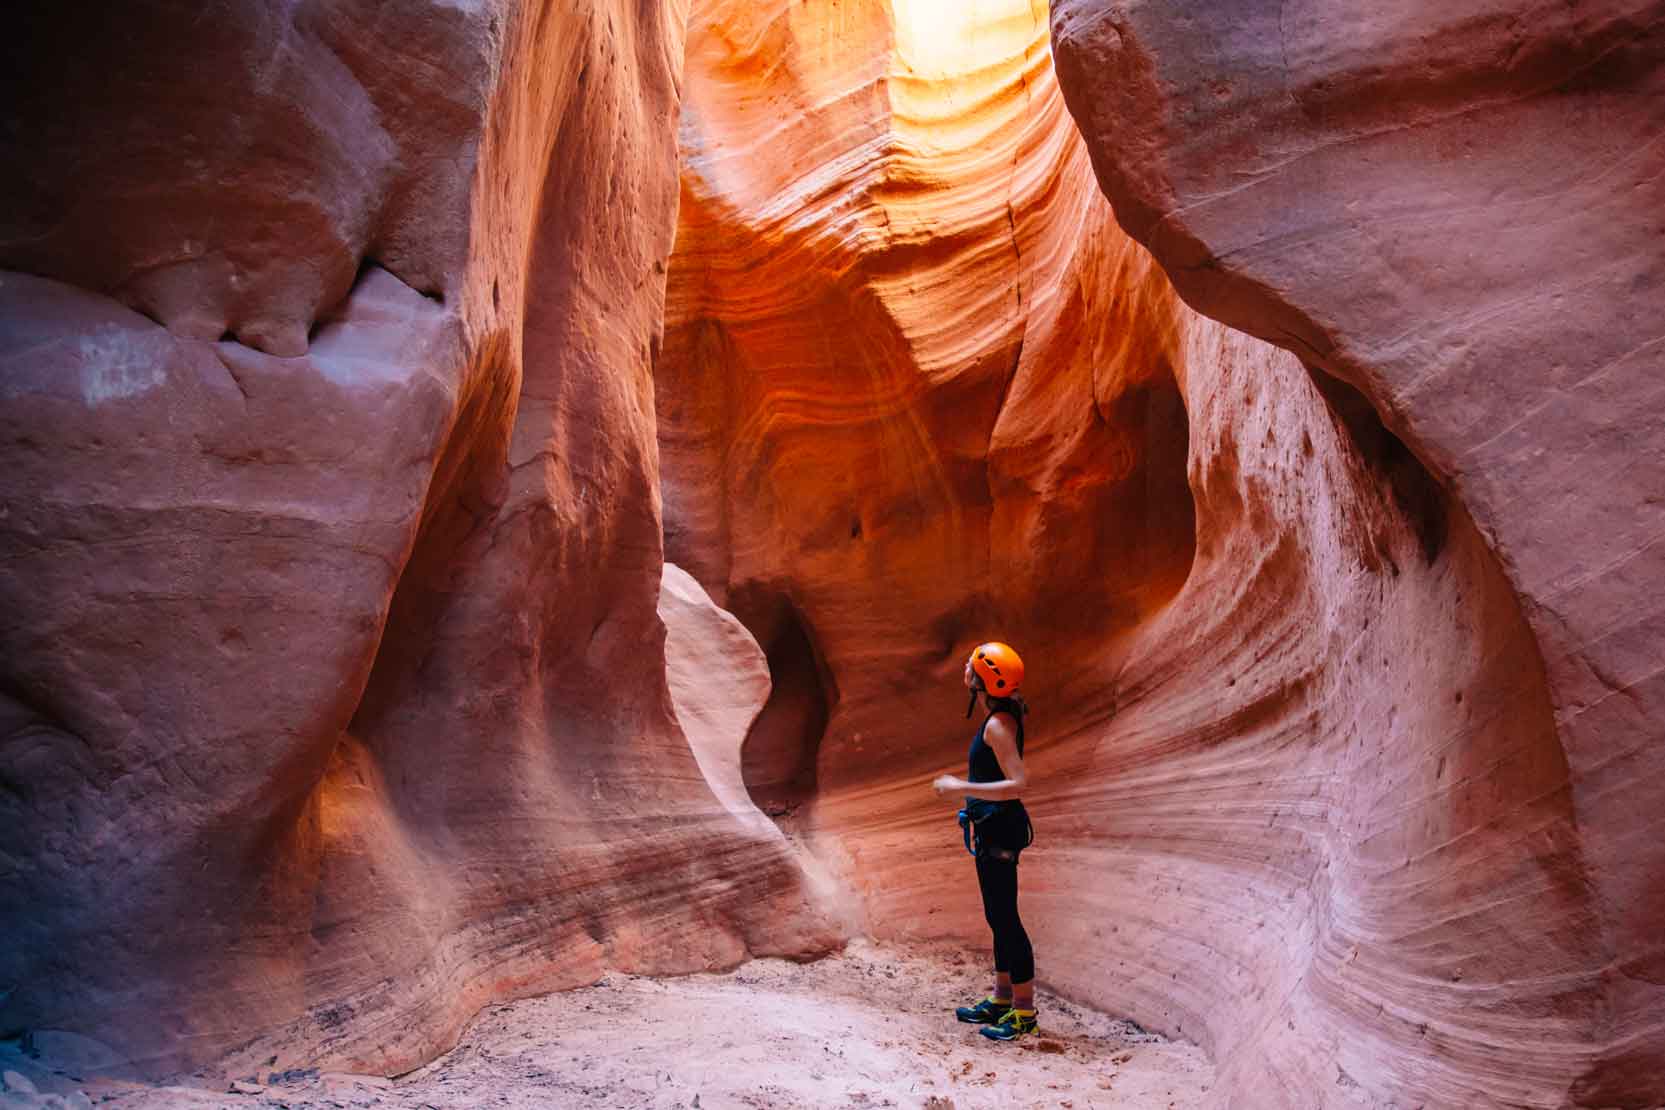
left=660, top=1, right=1657, bottom=1107
left=4, top=0, right=1656, bottom=1102
left=1049, top=1, right=1665, bottom=1105
left=661, top=0, right=1197, bottom=810
left=0, top=0, right=833, bottom=1078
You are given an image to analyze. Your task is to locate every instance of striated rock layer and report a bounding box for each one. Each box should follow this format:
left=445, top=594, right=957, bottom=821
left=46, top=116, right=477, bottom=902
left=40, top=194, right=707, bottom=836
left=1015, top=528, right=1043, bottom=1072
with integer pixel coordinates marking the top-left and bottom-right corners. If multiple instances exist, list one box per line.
left=661, top=0, right=1196, bottom=808
left=659, top=1, right=1644, bottom=1107
left=0, top=0, right=835, bottom=1079
left=1049, top=1, right=1665, bottom=1105
left=2, top=0, right=1651, bottom=1101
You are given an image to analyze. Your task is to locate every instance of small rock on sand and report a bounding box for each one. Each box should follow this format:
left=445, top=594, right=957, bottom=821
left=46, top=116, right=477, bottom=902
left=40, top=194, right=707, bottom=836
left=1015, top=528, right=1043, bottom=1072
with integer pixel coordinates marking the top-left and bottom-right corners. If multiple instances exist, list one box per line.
left=4, top=1071, right=39, bottom=1096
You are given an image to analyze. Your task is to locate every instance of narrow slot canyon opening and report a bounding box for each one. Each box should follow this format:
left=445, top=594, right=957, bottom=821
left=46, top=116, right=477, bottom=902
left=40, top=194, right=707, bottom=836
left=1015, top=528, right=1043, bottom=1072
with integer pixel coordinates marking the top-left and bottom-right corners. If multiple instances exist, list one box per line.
left=1307, top=364, right=1448, bottom=567
left=5, top=0, right=1641, bottom=1105
left=646, top=0, right=1224, bottom=1099
left=1107, top=372, right=1198, bottom=616
left=725, top=588, right=832, bottom=820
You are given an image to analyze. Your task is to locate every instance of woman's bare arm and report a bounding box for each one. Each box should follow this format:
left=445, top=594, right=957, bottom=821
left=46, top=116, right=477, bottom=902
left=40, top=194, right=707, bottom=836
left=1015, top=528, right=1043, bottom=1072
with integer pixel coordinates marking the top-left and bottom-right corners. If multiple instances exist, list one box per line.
left=931, top=713, right=1028, bottom=799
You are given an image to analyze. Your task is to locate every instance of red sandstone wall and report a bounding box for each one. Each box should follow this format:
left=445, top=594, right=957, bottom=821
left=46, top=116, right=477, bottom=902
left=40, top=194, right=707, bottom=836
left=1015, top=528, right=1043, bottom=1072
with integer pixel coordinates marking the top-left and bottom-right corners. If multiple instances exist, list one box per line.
left=660, top=0, right=1196, bottom=805
left=658, top=2, right=1644, bottom=1107
left=1, top=1, right=1652, bottom=1102
left=1048, top=2, right=1665, bottom=1104
left=0, top=0, right=835, bottom=1078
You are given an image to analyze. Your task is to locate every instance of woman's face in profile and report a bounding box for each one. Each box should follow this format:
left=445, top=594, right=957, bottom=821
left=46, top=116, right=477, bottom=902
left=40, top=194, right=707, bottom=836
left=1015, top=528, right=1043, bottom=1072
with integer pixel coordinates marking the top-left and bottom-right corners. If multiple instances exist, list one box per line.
left=963, top=660, right=976, bottom=689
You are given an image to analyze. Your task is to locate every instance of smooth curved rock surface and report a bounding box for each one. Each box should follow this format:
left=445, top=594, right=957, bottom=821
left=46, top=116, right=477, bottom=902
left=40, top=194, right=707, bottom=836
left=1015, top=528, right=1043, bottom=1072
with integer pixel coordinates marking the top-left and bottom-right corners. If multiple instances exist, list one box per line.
left=0, top=0, right=837, bottom=1080
left=660, top=561, right=855, bottom=928
left=3, top=0, right=1652, bottom=1102
left=2, top=2, right=484, bottom=357
left=660, top=0, right=1196, bottom=798
left=663, top=561, right=779, bottom=830
left=1049, top=1, right=1665, bottom=1104
left=658, top=1, right=1645, bottom=1107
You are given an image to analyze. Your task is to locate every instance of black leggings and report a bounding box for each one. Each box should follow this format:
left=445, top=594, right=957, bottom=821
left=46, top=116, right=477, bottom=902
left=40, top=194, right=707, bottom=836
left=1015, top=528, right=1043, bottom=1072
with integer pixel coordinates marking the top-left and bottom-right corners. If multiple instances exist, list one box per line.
left=975, top=852, right=1034, bottom=984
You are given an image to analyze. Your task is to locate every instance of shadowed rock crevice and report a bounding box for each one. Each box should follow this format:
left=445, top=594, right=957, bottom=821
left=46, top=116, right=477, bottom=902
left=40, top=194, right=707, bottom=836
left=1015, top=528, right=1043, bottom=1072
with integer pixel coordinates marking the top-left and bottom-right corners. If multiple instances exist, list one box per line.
left=1308, top=364, right=1447, bottom=567
left=726, top=589, right=833, bottom=820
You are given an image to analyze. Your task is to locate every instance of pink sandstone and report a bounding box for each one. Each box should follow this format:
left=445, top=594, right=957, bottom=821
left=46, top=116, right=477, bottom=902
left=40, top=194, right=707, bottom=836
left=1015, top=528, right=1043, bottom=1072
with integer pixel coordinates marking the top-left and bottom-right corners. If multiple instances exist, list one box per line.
left=0, top=1, right=1658, bottom=1106
left=1049, top=0, right=1665, bottom=1103
left=658, top=1, right=1661, bottom=1106
left=0, top=0, right=834, bottom=1081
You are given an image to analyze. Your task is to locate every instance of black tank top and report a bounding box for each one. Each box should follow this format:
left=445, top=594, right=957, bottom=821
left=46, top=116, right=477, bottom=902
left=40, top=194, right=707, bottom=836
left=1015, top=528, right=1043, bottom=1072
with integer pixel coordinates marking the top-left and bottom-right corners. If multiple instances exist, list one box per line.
left=967, top=696, right=1025, bottom=806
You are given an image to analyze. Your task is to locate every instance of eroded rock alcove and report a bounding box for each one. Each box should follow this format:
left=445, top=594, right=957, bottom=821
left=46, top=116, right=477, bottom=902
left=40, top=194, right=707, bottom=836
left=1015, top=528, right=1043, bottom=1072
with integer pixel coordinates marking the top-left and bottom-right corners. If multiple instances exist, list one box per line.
left=1, top=0, right=1660, bottom=1107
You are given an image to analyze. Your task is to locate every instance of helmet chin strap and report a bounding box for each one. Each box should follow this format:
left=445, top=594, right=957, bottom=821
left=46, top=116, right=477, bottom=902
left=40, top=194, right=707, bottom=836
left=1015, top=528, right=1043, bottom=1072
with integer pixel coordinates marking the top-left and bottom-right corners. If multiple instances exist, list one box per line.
left=965, top=678, right=982, bottom=719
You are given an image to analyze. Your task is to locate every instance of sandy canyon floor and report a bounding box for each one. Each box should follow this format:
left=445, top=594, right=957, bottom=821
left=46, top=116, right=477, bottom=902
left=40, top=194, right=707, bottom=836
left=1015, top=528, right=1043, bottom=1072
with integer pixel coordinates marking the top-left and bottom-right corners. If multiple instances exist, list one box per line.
left=6, top=941, right=1211, bottom=1109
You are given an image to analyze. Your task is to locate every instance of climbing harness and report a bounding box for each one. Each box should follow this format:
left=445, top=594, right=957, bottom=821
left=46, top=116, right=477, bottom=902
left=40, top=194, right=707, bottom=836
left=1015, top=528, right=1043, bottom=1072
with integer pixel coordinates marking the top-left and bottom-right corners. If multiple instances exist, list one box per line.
left=957, top=798, right=1034, bottom=860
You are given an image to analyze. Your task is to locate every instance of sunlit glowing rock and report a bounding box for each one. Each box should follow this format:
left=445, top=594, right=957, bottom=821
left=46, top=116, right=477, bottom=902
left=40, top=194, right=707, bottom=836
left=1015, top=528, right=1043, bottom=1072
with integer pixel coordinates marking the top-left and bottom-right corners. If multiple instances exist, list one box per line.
left=660, top=0, right=1194, bottom=798
left=659, top=1, right=1642, bottom=1107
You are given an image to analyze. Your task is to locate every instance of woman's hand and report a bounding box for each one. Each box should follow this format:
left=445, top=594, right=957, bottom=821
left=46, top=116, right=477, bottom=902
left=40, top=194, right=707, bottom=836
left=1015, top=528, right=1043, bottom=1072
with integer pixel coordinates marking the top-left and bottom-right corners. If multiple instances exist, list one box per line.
left=932, top=774, right=960, bottom=797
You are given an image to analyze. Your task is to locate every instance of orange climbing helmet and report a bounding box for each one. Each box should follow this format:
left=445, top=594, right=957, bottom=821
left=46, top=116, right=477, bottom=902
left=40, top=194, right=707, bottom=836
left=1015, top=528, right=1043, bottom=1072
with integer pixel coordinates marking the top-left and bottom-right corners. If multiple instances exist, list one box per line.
left=968, top=641, right=1025, bottom=696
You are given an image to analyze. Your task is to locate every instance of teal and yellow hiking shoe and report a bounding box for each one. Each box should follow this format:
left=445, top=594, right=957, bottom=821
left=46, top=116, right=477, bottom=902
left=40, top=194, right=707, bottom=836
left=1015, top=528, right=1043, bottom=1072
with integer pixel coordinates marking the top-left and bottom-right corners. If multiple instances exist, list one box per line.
left=955, top=996, right=1012, bottom=1024
left=979, top=1007, right=1038, bottom=1041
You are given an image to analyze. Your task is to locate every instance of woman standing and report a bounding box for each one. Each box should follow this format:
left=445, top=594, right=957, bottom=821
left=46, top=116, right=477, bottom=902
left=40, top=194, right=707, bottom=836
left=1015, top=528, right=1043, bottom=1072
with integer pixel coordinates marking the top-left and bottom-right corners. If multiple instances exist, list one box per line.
left=932, top=641, right=1037, bottom=1041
